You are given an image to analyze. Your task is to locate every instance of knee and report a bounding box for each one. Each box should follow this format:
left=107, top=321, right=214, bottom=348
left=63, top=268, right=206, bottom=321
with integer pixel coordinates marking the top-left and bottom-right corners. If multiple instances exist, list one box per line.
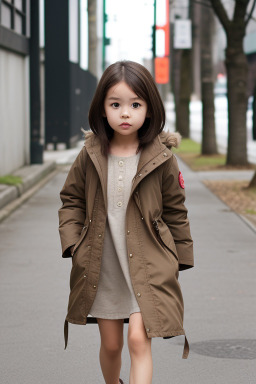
left=101, top=339, right=124, bottom=357
left=128, top=330, right=149, bottom=356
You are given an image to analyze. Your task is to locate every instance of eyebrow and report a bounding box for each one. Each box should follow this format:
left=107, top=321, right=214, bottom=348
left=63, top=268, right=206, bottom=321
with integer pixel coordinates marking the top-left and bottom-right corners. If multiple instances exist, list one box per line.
left=107, top=97, right=142, bottom=101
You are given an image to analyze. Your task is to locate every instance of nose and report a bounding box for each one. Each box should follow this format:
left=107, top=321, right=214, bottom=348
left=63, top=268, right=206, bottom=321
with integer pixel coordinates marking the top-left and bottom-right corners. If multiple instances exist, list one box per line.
left=121, top=108, right=130, bottom=118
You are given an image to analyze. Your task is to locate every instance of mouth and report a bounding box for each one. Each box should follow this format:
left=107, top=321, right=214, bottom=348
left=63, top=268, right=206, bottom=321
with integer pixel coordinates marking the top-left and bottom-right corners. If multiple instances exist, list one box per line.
left=120, top=123, right=131, bottom=127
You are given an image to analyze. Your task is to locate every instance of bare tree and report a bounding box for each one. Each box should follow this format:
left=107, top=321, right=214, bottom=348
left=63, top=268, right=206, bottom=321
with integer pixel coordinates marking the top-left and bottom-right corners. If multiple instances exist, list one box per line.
left=253, top=83, right=256, bottom=140
left=248, top=171, right=256, bottom=187
left=209, top=0, right=256, bottom=165
left=200, top=1, right=218, bottom=154
left=88, top=0, right=97, bottom=77
left=175, top=49, right=191, bottom=138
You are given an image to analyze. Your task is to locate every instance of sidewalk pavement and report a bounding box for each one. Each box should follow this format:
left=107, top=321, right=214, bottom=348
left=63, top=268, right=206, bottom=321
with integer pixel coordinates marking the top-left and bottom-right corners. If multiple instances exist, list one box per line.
left=0, top=161, right=57, bottom=221
left=0, top=141, right=85, bottom=222
left=0, top=146, right=255, bottom=384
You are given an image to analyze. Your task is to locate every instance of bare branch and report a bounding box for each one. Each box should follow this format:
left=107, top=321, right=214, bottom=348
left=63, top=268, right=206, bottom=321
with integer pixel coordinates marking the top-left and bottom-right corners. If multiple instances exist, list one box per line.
left=209, top=0, right=230, bottom=31
left=245, top=0, right=256, bottom=26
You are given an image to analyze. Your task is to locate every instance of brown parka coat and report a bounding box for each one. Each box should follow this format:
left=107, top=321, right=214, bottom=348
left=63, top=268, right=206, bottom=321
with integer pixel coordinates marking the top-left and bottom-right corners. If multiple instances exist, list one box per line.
left=58, top=130, right=194, bottom=359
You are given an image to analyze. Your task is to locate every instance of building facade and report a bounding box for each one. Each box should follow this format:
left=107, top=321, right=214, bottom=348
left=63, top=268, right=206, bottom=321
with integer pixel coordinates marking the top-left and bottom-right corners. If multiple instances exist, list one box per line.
left=0, top=0, right=101, bottom=175
left=0, top=0, right=30, bottom=175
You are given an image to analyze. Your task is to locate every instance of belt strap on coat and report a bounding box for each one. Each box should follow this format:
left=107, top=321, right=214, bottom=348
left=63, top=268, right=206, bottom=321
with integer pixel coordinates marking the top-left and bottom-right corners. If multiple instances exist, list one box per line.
left=182, top=335, right=189, bottom=359
left=64, top=319, right=69, bottom=349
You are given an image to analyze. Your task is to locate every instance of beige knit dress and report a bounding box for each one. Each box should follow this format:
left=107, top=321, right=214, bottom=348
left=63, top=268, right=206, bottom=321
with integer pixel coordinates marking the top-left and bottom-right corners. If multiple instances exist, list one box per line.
left=89, top=151, right=141, bottom=319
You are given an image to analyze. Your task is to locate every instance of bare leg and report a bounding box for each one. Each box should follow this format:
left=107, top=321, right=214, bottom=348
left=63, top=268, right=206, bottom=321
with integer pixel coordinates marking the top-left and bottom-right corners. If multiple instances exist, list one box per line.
left=127, top=313, right=153, bottom=384
left=97, top=318, right=124, bottom=384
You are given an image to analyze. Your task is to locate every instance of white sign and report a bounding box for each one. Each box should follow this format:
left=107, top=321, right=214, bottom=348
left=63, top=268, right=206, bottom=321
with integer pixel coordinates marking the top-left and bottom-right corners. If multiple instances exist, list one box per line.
left=69, top=0, right=79, bottom=63
left=80, top=0, right=88, bottom=70
left=156, top=29, right=165, bottom=57
left=174, top=19, right=192, bottom=49
left=156, top=0, right=167, bottom=27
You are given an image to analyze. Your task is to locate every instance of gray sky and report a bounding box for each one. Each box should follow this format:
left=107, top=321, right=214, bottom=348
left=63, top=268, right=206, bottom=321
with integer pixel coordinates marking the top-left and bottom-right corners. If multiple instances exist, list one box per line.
left=105, top=0, right=154, bottom=64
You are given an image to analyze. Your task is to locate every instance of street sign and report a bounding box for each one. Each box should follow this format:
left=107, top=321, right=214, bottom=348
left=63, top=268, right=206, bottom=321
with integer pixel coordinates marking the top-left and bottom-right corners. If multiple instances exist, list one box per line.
left=154, top=0, right=169, bottom=83
left=174, top=19, right=192, bottom=49
left=155, top=57, right=169, bottom=84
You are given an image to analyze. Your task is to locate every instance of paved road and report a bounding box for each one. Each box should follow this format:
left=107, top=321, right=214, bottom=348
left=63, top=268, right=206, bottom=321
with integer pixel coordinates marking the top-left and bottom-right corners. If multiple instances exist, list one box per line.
left=0, top=157, right=256, bottom=384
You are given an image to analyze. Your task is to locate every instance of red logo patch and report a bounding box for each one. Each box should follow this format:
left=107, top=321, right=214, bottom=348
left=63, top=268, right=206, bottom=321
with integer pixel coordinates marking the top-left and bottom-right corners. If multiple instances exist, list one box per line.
left=178, top=171, right=185, bottom=189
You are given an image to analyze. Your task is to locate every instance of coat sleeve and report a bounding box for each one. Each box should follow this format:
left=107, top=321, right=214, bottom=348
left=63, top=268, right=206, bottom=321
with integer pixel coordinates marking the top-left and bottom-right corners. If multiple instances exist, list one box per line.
left=161, top=153, right=194, bottom=271
left=58, top=147, right=87, bottom=258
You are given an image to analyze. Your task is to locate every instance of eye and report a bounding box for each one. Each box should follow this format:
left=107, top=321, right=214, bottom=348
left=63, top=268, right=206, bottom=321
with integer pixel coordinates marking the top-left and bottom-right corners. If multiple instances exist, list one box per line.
left=111, top=102, right=120, bottom=108
left=132, top=102, right=141, bottom=109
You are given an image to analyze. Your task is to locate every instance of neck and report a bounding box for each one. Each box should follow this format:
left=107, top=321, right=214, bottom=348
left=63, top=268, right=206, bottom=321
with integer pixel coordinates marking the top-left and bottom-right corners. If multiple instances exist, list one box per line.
left=110, top=132, right=139, bottom=149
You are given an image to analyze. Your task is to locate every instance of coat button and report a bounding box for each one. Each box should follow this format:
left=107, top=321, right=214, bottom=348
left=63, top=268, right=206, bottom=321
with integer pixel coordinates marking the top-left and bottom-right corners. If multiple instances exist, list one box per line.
left=117, top=201, right=123, bottom=207
left=129, top=253, right=133, bottom=257
left=118, top=160, right=124, bottom=166
left=163, top=152, right=168, bottom=157
left=137, top=292, right=141, bottom=297
left=84, top=275, right=87, bottom=278
left=98, top=234, right=102, bottom=238
left=93, top=285, right=97, bottom=289
left=146, top=328, right=150, bottom=332
left=138, top=173, right=142, bottom=177
left=141, top=217, right=144, bottom=220
left=118, top=175, right=123, bottom=180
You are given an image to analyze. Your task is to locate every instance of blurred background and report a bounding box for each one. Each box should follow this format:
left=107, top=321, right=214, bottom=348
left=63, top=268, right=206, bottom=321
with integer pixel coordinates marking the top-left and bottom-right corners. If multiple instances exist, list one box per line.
left=1, top=0, right=256, bottom=175
left=1, top=2, right=256, bottom=381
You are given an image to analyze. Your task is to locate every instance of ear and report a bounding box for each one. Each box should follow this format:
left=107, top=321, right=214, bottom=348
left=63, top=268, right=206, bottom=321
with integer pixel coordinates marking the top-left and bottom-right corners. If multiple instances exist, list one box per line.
left=102, top=109, right=106, bottom=118
left=146, top=110, right=151, bottom=118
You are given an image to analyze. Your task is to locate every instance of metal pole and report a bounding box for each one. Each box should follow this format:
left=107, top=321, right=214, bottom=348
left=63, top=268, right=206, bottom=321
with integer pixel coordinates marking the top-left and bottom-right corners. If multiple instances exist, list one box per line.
left=102, top=0, right=106, bottom=71
left=30, top=0, right=43, bottom=163
left=153, top=0, right=156, bottom=78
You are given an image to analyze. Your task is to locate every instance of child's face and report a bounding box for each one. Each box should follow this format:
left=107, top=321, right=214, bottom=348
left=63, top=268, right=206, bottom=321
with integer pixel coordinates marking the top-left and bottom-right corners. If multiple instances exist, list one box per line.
left=103, top=81, right=148, bottom=139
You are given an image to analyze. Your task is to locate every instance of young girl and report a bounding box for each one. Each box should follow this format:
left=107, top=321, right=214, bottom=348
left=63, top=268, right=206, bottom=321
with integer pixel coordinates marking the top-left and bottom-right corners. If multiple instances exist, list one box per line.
left=58, top=60, right=194, bottom=384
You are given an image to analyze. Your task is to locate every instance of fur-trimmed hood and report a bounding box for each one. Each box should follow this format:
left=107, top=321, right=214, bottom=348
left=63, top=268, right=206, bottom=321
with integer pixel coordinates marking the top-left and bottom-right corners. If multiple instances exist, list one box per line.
left=159, top=130, right=181, bottom=149
left=81, top=127, right=181, bottom=149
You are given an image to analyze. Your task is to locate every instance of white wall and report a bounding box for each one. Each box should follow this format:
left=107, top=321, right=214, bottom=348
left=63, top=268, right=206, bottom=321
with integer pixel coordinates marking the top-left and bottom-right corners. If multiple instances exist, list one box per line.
left=0, top=50, right=30, bottom=175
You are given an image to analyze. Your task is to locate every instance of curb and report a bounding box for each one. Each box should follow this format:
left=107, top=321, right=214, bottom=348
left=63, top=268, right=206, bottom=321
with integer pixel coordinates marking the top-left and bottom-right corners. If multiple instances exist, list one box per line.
left=236, top=212, right=256, bottom=234
left=0, top=161, right=57, bottom=222
left=201, top=179, right=256, bottom=234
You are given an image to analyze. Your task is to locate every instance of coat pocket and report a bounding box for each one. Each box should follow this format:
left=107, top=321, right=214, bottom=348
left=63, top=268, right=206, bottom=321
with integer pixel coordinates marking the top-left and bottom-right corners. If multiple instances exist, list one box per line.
left=152, top=219, right=179, bottom=263
left=71, top=224, right=89, bottom=257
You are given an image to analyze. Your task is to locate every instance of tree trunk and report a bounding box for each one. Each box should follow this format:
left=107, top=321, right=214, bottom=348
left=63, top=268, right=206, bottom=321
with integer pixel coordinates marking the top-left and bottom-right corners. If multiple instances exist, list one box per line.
left=176, top=49, right=191, bottom=137
left=209, top=0, right=251, bottom=165
left=225, top=30, right=248, bottom=165
left=253, top=84, right=256, bottom=140
left=200, top=3, right=217, bottom=154
left=88, top=0, right=97, bottom=77
left=249, top=171, right=256, bottom=187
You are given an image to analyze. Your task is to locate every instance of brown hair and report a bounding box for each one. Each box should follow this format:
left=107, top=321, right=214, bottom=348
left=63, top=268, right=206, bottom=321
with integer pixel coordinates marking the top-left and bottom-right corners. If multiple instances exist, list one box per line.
left=88, top=60, right=165, bottom=156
